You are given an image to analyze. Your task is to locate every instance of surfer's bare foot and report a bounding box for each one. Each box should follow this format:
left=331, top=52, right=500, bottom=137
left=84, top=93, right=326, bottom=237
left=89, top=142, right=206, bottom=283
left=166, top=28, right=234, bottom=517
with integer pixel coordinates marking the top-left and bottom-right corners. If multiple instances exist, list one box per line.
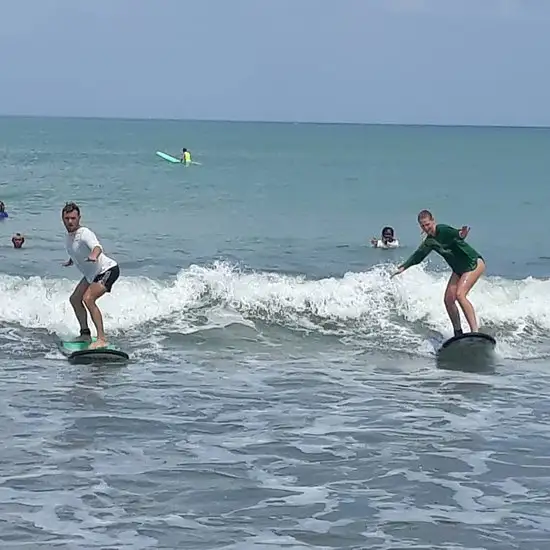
left=73, top=334, right=92, bottom=342
left=88, top=339, right=107, bottom=350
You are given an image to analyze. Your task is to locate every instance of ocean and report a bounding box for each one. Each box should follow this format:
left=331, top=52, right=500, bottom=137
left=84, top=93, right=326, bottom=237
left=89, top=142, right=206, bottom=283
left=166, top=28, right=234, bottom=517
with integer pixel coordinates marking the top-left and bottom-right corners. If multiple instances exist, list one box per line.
left=1, top=116, right=550, bottom=549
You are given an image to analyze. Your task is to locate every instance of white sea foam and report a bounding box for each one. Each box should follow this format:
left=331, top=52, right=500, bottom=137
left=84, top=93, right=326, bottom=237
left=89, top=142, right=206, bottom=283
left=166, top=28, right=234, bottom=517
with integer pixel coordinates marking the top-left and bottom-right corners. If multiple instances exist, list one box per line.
left=1, top=261, right=549, bottom=359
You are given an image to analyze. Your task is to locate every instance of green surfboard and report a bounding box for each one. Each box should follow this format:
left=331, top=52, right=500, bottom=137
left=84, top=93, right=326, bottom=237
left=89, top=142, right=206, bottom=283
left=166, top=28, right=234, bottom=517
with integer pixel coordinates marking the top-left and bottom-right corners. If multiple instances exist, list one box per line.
left=59, top=337, right=129, bottom=364
left=156, top=151, right=181, bottom=163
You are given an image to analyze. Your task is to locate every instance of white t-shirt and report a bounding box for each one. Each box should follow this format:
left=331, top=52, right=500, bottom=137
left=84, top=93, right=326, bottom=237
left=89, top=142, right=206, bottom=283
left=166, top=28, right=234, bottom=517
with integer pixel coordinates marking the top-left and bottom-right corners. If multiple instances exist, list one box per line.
left=374, top=239, right=400, bottom=249
left=65, top=226, right=118, bottom=283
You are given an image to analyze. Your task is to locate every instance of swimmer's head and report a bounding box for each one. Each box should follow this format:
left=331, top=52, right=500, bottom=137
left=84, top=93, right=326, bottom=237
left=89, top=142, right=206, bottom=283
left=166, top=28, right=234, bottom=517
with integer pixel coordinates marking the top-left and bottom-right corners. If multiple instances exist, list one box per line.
left=12, top=233, right=24, bottom=248
left=0, top=201, right=4, bottom=212
left=381, top=226, right=395, bottom=242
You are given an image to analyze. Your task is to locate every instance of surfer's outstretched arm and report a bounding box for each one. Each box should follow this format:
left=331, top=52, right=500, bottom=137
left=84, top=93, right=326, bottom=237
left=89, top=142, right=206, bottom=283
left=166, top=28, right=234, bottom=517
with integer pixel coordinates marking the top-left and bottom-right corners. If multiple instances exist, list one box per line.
left=391, top=242, right=432, bottom=278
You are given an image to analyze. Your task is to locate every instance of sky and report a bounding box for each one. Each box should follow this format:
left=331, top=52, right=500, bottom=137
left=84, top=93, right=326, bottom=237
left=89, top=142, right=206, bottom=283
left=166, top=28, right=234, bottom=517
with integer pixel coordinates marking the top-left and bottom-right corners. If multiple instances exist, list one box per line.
left=0, top=0, right=549, bottom=126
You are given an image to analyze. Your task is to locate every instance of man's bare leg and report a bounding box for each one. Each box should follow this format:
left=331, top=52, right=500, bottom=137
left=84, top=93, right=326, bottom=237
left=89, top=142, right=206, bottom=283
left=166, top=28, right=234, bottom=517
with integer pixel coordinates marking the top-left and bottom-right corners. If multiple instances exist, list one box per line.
left=83, top=283, right=108, bottom=349
left=69, top=278, right=92, bottom=341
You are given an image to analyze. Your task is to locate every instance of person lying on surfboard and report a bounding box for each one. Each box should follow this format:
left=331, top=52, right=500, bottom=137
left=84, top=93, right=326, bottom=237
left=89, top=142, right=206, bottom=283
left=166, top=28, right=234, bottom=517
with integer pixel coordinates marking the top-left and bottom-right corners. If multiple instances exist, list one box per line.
left=61, top=202, right=120, bottom=350
left=391, top=209, right=485, bottom=337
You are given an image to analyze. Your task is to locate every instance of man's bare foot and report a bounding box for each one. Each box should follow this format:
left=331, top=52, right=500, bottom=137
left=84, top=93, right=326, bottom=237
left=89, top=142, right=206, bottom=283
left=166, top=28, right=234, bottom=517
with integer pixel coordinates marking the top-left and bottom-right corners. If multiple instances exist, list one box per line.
left=88, top=339, right=107, bottom=350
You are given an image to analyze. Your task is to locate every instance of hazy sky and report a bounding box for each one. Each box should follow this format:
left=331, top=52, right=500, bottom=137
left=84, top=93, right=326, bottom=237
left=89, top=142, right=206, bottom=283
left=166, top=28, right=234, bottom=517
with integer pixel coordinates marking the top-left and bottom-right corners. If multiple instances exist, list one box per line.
left=1, top=0, right=549, bottom=126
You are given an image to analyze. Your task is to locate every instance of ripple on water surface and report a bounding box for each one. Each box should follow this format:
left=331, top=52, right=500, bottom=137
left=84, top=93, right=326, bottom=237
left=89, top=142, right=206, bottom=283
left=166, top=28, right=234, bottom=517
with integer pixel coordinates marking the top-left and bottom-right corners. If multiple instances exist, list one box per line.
left=1, top=352, right=550, bottom=548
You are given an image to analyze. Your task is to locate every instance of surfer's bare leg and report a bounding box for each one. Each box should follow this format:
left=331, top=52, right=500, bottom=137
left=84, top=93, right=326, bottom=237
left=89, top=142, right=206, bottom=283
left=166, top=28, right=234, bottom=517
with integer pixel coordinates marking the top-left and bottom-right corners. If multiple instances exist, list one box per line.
left=82, top=283, right=108, bottom=349
left=70, top=278, right=92, bottom=341
left=456, top=259, right=486, bottom=333
left=443, top=273, right=463, bottom=335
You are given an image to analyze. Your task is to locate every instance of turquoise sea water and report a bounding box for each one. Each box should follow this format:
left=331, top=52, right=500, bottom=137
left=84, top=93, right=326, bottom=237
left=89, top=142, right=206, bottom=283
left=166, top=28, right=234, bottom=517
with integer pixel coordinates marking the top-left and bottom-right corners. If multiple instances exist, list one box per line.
left=1, top=116, right=550, bottom=548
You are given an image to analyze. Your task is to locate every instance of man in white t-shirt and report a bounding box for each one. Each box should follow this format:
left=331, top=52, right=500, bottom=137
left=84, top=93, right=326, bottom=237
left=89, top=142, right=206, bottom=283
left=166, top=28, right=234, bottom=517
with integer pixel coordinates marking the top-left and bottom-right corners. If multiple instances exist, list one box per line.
left=61, top=202, right=120, bottom=350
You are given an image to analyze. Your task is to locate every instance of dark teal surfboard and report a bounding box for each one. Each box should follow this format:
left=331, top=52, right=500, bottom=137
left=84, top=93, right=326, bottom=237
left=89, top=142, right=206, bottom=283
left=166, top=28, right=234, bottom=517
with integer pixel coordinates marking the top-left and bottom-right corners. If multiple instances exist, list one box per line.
left=440, top=332, right=496, bottom=352
left=59, top=337, right=129, bottom=364
left=436, top=332, right=496, bottom=372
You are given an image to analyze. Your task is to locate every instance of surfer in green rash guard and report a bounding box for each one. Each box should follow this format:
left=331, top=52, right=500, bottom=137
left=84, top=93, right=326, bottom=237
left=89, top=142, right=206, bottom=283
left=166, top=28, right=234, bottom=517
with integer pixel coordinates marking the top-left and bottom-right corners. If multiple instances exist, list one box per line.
left=391, top=209, right=486, bottom=337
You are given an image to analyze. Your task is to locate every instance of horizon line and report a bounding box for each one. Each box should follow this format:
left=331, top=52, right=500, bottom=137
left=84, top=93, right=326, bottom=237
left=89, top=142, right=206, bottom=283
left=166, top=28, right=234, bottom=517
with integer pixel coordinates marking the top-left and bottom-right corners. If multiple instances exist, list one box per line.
left=1, top=112, right=549, bottom=131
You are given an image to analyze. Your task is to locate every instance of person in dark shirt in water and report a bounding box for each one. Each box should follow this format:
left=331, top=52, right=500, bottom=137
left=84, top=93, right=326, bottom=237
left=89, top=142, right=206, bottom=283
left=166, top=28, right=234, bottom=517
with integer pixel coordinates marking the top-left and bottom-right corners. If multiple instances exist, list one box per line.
left=12, top=233, right=25, bottom=248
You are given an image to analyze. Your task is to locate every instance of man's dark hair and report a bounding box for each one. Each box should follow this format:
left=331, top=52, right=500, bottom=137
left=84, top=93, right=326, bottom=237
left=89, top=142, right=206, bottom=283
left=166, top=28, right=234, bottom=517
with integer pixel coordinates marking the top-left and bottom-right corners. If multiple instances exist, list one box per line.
left=62, top=202, right=80, bottom=216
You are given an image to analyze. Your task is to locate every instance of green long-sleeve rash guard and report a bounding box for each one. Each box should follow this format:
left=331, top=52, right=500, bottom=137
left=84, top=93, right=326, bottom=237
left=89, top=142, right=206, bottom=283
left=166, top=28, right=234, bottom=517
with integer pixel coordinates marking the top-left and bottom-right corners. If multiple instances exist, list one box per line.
left=400, top=224, right=482, bottom=276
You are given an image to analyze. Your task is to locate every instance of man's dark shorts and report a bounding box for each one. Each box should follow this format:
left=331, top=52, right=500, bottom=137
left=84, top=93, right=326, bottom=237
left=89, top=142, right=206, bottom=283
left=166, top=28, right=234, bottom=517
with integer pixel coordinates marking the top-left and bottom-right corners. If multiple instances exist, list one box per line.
left=93, top=265, right=120, bottom=292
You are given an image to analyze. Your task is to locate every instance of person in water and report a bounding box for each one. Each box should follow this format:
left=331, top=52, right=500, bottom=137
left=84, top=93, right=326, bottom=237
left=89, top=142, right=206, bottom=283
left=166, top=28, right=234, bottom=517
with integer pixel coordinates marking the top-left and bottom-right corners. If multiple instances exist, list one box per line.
left=0, top=201, right=7, bottom=218
left=391, top=209, right=485, bottom=336
left=181, top=148, right=192, bottom=165
left=11, top=233, right=25, bottom=248
left=61, top=202, right=120, bottom=350
left=371, top=226, right=399, bottom=248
